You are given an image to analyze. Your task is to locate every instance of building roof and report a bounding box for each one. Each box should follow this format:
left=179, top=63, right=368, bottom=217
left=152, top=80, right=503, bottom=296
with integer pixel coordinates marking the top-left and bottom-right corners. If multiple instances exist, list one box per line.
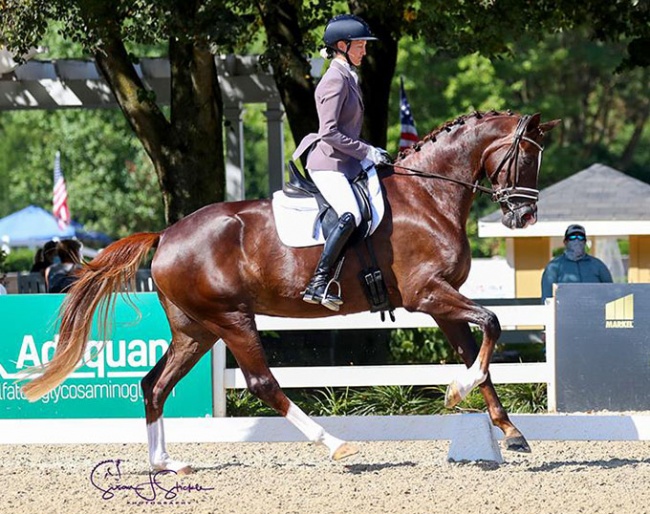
left=479, top=163, right=650, bottom=237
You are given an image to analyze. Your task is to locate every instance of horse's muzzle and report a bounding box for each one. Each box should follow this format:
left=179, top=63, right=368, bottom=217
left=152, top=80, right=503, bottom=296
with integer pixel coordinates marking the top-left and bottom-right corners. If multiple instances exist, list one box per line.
left=501, top=203, right=537, bottom=229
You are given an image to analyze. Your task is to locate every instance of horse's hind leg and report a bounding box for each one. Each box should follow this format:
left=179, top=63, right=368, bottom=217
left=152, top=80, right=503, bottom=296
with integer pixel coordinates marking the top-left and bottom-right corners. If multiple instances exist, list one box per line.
left=211, top=311, right=357, bottom=460
left=437, top=319, right=531, bottom=452
left=141, top=300, right=217, bottom=473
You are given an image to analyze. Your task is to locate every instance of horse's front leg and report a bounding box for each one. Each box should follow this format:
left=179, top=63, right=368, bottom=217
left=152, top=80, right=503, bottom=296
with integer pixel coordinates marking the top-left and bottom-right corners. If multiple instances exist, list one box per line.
left=436, top=319, right=531, bottom=452
left=407, top=281, right=530, bottom=453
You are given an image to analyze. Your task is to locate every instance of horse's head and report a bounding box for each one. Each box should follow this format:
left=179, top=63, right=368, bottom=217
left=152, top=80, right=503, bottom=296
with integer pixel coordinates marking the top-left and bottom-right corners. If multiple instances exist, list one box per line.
left=482, top=113, right=560, bottom=229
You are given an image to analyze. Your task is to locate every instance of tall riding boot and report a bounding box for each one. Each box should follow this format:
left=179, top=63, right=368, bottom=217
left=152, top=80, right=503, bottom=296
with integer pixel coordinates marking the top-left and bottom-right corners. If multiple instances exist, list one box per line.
left=302, top=212, right=356, bottom=311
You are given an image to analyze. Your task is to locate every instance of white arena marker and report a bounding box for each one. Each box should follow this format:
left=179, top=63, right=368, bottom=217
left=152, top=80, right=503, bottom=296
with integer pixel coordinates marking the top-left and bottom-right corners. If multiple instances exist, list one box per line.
left=447, top=413, right=503, bottom=464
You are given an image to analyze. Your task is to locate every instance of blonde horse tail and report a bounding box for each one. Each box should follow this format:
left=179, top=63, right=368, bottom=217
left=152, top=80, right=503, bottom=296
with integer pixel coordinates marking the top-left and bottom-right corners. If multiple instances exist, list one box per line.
left=22, top=232, right=160, bottom=402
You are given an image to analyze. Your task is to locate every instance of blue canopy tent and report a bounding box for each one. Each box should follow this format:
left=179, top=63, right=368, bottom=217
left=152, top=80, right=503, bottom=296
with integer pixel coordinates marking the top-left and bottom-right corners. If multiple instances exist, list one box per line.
left=0, top=205, right=75, bottom=247
left=0, top=205, right=112, bottom=248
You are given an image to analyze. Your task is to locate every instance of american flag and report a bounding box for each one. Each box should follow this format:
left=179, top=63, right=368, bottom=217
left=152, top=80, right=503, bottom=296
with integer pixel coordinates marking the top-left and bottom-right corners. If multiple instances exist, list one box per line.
left=53, top=151, right=70, bottom=229
left=399, top=77, right=419, bottom=152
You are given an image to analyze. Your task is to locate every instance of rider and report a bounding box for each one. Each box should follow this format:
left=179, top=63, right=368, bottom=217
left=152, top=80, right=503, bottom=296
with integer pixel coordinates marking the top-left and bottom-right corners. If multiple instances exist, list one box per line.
left=293, top=13, right=391, bottom=311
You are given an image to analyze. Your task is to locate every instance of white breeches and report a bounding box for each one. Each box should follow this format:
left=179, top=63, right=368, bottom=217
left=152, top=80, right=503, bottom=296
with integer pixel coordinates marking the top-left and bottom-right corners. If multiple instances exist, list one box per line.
left=308, top=169, right=362, bottom=226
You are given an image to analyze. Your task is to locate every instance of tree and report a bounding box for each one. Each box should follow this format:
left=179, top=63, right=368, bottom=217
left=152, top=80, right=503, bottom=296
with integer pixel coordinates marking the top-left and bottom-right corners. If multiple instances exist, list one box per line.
left=3, top=0, right=649, bottom=227
left=2, top=0, right=249, bottom=224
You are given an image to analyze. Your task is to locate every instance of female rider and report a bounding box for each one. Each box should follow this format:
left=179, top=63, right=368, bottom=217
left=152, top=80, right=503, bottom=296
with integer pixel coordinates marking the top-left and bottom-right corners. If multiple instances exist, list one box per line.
left=294, top=14, right=390, bottom=311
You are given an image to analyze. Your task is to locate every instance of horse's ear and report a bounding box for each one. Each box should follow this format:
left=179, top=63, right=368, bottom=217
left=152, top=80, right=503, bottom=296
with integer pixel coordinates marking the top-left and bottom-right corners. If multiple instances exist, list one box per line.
left=526, top=112, right=542, bottom=131
left=539, top=118, right=562, bottom=134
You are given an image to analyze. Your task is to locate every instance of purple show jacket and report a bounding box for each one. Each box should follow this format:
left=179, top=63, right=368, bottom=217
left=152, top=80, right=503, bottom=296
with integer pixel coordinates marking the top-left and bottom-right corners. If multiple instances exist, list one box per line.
left=293, top=60, right=370, bottom=180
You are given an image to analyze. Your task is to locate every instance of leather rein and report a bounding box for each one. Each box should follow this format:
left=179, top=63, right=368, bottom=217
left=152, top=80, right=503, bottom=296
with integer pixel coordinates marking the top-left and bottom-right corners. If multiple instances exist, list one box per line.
left=387, top=115, right=544, bottom=208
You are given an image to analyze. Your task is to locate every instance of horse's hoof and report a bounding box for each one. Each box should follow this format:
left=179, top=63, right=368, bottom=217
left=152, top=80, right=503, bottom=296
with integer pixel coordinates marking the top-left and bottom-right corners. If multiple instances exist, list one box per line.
left=331, top=442, right=358, bottom=461
left=444, top=381, right=462, bottom=408
left=175, top=465, right=194, bottom=475
left=153, top=461, right=194, bottom=475
left=505, top=435, right=531, bottom=453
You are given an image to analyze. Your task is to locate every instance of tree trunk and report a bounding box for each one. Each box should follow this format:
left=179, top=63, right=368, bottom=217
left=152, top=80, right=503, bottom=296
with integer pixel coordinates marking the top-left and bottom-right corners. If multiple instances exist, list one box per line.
left=350, top=2, right=402, bottom=149
left=93, top=36, right=224, bottom=224
left=257, top=0, right=319, bottom=147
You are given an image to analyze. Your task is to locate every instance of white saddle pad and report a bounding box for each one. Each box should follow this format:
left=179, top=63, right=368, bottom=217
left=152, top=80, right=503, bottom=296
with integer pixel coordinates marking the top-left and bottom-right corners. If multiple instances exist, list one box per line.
left=272, top=166, right=385, bottom=247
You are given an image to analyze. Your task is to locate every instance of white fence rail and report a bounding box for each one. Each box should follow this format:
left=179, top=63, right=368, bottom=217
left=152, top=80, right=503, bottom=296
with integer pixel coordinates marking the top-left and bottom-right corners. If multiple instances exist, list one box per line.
left=212, top=303, right=557, bottom=416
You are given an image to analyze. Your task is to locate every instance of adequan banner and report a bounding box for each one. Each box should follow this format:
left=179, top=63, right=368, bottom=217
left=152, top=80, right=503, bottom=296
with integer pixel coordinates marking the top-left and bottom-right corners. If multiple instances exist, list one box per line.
left=555, top=283, right=650, bottom=412
left=0, top=293, right=212, bottom=418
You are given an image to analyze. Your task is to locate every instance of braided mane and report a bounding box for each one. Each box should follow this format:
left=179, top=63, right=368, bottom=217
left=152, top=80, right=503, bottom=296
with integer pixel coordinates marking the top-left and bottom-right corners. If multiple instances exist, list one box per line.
left=397, top=109, right=517, bottom=160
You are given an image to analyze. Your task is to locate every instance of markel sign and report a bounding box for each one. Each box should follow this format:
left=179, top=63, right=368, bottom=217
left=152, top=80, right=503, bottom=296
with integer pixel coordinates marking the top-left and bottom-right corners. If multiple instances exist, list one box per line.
left=0, top=293, right=212, bottom=419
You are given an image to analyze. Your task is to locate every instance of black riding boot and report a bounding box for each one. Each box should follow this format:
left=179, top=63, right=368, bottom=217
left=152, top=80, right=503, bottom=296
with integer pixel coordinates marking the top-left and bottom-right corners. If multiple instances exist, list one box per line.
left=302, top=212, right=356, bottom=311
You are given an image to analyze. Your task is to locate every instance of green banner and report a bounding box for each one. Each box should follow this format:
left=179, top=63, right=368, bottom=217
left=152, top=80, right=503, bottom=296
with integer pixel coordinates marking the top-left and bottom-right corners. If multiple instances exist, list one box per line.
left=0, top=293, right=212, bottom=419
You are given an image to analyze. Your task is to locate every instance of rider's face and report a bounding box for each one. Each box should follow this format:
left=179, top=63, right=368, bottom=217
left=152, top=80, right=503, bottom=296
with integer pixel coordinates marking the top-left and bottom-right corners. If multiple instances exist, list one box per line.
left=337, top=40, right=367, bottom=66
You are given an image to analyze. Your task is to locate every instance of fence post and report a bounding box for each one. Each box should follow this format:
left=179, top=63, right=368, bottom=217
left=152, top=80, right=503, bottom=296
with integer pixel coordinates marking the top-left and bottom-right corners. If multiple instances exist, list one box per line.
left=545, top=300, right=557, bottom=412
left=212, top=339, right=227, bottom=417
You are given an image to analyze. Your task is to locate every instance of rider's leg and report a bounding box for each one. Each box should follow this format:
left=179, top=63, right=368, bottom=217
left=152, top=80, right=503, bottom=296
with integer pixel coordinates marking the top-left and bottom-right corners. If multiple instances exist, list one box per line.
left=303, top=170, right=361, bottom=310
left=303, top=212, right=356, bottom=310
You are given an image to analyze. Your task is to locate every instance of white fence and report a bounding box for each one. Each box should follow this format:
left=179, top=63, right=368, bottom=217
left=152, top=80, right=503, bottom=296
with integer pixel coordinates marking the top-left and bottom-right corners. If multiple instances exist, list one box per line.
left=5, top=300, right=650, bottom=451
left=211, top=302, right=557, bottom=416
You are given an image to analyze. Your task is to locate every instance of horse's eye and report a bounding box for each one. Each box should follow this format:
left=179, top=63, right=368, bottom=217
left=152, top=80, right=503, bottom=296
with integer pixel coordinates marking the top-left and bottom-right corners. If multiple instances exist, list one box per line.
left=522, top=156, right=534, bottom=166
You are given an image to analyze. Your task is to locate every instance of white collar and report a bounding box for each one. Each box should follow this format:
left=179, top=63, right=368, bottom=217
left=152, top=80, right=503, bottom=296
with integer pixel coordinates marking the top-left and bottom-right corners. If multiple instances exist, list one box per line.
left=332, top=58, right=358, bottom=83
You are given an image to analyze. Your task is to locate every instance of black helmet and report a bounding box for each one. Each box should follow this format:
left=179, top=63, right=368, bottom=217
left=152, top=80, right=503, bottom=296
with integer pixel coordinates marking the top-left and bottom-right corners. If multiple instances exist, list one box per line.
left=323, top=14, right=378, bottom=47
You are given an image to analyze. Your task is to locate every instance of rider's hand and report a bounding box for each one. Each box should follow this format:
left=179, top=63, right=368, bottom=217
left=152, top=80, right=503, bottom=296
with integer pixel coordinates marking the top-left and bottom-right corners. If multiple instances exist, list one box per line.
left=366, top=146, right=392, bottom=165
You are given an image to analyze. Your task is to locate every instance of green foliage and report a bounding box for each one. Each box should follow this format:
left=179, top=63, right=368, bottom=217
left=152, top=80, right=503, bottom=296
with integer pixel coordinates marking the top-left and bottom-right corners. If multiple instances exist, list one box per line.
left=0, top=109, right=165, bottom=239
left=388, top=328, right=466, bottom=364
left=226, top=389, right=277, bottom=417
left=307, top=387, right=356, bottom=416
left=346, top=386, right=433, bottom=416
left=3, top=248, right=36, bottom=272
left=0, top=248, right=7, bottom=273
left=226, top=383, right=548, bottom=417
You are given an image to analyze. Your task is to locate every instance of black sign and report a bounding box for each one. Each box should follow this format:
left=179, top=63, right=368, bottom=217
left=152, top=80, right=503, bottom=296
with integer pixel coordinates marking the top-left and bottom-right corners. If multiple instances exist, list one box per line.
left=555, top=283, right=650, bottom=412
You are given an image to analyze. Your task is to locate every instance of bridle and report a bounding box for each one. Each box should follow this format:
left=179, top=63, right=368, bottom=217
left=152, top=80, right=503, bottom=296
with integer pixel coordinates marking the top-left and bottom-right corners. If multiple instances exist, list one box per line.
left=389, top=115, right=545, bottom=210
left=487, top=114, right=543, bottom=210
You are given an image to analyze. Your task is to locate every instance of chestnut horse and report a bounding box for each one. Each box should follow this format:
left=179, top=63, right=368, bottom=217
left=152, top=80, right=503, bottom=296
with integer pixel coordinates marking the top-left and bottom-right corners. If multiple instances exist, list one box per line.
left=23, top=110, right=559, bottom=473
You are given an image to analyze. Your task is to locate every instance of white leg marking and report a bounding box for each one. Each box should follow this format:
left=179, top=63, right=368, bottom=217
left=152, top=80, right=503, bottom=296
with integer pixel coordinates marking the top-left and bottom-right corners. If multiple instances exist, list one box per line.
left=147, top=417, right=190, bottom=472
left=455, top=356, right=488, bottom=401
left=286, top=401, right=346, bottom=458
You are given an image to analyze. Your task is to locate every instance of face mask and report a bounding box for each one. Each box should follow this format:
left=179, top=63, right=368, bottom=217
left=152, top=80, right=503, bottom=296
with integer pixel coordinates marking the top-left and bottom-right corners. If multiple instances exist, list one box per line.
left=565, top=239, right=586, bottom=261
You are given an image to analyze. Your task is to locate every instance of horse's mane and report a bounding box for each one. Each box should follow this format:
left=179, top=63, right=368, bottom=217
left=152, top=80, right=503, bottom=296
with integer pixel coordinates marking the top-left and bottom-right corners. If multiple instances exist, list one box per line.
left=397, top=109, right=517, bottom=160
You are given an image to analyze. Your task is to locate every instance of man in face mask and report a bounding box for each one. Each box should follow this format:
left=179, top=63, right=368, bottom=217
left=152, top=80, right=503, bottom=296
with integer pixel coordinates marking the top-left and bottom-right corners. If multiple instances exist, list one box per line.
left=541, top=224, right=613, bottom=303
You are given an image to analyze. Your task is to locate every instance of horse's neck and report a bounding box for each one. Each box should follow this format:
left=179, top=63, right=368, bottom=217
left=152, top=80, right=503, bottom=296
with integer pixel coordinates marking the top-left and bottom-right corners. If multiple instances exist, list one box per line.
left=391, top=152, right=477, bottom=228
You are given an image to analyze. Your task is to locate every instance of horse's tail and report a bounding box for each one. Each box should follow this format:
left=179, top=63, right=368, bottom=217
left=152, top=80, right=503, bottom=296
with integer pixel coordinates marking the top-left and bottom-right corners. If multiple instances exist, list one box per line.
left=22, top=232, right=161, bottom=402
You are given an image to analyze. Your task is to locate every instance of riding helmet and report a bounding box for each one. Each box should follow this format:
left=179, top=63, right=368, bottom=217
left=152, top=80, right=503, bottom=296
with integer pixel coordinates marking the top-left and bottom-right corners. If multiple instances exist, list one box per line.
left=323, top=14, right=378, bottom=47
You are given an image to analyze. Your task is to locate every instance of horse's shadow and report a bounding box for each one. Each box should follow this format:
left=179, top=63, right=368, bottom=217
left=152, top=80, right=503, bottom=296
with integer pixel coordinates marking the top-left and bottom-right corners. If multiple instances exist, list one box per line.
left=128, top=462, right=248, bottom=476
left=344, top=461, right=417, bottom=475
left=527, top=457, right=650, bottom=473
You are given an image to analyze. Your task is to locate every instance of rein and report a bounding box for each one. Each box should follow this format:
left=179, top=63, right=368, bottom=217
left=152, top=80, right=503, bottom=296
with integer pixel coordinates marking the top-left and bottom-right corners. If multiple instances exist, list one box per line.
left=387, top=115, right=545, bottom=207
left=388, top=164, right=494, bottom=197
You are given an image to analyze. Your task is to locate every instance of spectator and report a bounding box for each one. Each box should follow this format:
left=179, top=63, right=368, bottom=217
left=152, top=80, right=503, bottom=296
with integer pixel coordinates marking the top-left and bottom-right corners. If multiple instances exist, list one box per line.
left=541, top=224, right=613, bottom=303
left=45, top=239, right=84, bottom=293
left=0, top=274, right=6, bottom=295
left=30, top=240, right=58, bottom=275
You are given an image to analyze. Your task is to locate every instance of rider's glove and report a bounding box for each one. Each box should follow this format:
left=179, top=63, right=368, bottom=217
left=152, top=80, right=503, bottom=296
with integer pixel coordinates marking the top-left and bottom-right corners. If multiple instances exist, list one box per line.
left=365, top=146, right=392, bottom=165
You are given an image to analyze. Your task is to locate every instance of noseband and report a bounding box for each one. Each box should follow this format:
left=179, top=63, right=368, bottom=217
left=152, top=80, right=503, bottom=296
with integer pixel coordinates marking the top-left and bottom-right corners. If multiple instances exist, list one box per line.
left=488, top=115, right=544, bottom=210
left=388, top=114, right=544, bottom=210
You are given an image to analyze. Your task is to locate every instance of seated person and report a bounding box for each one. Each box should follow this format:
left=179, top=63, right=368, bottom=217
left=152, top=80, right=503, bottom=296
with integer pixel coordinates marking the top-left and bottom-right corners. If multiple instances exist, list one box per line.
left=45, top=239, right=84, bottom=293
left=30, top=240, right=57, bottom=275
left=541, top=224, right=612, bottom=303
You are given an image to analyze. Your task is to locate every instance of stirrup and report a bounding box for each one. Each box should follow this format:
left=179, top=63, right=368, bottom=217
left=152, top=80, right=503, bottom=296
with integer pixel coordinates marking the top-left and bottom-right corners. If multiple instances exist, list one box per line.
left=320, top=279, right=343, bottom=312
